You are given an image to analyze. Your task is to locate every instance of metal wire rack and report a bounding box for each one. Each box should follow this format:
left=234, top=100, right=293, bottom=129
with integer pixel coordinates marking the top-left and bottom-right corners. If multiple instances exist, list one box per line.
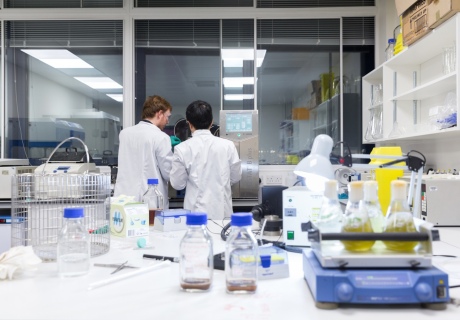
left=11, top=138, right=111, bottom=262
left=11, top=173, right=111, bottom=261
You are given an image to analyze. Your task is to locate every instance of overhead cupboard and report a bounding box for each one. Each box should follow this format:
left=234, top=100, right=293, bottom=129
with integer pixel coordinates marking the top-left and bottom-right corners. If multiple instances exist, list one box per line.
left=362, top=13, right=460, bottom=144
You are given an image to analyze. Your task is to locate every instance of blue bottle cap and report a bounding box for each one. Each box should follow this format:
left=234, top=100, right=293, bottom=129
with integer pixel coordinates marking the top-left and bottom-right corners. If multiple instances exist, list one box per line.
left=63, top=207, right=84, bottom=218
left=147, top=178, right=159, bottom=185
left=186, top=212, right=208, bottom=225
left=231, top=212, right=253, bottom=227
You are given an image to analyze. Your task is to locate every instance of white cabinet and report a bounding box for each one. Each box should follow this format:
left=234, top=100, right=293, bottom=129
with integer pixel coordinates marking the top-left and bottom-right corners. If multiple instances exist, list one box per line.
left=362, top=13, right=460, bottom=143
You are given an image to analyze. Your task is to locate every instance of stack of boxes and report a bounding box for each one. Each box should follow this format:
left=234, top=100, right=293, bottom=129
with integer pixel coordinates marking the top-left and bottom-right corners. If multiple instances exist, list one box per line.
left=397, top=0, right=460, bottom=47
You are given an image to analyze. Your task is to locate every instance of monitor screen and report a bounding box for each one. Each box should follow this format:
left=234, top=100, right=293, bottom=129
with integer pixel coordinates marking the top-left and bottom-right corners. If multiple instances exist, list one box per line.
left=225, top=113, right=253, bottom=133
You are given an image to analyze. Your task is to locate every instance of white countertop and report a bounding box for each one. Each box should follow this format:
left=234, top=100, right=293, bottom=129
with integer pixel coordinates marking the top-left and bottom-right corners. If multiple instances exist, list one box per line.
left=1, top=225, right=460, bottom=320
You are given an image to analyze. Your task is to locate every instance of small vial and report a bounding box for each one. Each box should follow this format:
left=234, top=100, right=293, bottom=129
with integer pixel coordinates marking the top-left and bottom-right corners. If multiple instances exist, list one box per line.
left=57, top=207, right=90, bottom=277
left=179, top=212, right=213, bottom=292
left=225, top=212, right=258, bottom=294
left=142, top=178, right=164, bottom=226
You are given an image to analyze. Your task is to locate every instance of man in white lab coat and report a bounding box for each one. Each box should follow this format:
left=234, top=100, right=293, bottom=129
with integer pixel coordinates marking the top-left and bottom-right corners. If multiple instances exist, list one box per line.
left=170, top=100, right=242, bottom=220
left=114, top=95, right=173, bottom=206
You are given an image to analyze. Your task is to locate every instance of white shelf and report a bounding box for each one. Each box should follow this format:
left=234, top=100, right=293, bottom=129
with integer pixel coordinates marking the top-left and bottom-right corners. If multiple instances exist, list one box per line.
left=361, top=13, right=460, bottom=144
left=385, top=15, right=457, bottom=68
left=392, top=72, right=457, bottom=101
left=364, top=127, right=460, bottom=144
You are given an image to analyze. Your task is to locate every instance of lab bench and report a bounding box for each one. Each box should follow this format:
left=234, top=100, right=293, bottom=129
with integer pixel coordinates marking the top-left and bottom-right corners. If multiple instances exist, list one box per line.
left=1, top=224, right=460, bottom=320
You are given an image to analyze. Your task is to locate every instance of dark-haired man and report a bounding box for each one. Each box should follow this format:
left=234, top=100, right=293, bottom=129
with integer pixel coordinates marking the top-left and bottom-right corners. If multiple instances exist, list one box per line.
left=170, top=100, right=242, bottom=220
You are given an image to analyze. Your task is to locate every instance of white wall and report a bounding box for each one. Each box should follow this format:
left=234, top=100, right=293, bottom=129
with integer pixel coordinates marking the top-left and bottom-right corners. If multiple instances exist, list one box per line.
left=28, top=71, right=92, bottom=119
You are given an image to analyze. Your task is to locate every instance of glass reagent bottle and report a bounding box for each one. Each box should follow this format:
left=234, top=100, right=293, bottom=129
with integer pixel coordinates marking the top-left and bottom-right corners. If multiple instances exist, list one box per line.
left=142, top=178, right=164, bottom=226
left=385, top=38, right=395, bottom=61
left=225, top=212, right=258, bottom=294
left=179, top=212, right=214, bottom=292
left=57, top=207, right=90, bottom=277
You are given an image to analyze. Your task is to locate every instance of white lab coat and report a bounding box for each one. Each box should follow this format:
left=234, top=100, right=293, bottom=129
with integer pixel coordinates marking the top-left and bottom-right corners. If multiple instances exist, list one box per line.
left=114, top=121, right=172, bottom=206
left=170, top=130, right=242, bottom=220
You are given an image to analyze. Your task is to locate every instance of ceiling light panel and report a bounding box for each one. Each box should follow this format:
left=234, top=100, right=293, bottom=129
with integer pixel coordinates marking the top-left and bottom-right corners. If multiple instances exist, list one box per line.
left=74, top=77, right=123, bottom=89
left=21, top=49, right=93, bottom=69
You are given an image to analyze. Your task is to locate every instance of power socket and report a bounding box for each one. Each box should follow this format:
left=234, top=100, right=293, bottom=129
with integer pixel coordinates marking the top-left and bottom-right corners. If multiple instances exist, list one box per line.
left=265, top=175, right=283, bottom=185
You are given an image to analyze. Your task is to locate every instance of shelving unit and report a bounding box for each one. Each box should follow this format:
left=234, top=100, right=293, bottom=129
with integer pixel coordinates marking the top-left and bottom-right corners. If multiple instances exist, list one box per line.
left=362, top=13, right=460, bottom=144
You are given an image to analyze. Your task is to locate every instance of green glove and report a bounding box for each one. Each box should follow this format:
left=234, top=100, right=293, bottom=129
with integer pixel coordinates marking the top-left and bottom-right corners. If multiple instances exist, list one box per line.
left=170, top=135, right=181, bottom=147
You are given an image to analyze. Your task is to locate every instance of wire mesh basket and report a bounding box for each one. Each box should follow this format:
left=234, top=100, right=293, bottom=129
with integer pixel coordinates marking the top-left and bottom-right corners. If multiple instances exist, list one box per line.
left=11, top=138, right=111, bottom=262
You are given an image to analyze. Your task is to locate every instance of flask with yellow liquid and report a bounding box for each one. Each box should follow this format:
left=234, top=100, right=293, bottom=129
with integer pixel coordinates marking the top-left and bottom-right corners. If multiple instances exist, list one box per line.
left=383, top=180, right=418, bottom=252
left=341, top=181, right=375, bottom=252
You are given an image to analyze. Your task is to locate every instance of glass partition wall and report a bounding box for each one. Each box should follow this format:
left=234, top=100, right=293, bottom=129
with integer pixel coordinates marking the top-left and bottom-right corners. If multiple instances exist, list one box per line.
left=1, top=4, right=375, bottom=168
left=4, top=20, right=123, bottom=165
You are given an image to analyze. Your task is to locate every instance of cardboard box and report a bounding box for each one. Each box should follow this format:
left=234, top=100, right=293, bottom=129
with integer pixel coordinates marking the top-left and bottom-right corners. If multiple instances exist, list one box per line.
left=153, top=208, right=190, bottom=232
left=395, top=0, right=418, bottom=16
left=110, top=200, right=149, bottom=240
left=428, top=0, right=460, bottom=29
left=292, top=107, right=309, bottom=120
left=401, top=0, right=430, bottom=46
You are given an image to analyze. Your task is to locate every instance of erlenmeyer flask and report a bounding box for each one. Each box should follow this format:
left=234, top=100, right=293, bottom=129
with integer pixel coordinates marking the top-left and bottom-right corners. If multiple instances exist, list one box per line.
left=388, top=103, right=406, bottom=138
left=364, top=109, right=374, bottom=141
left=372, top=106, right=383, bottom=139
left=383, top=180, right=418, bottom=252
left=341, top=181, right=375, bottom=252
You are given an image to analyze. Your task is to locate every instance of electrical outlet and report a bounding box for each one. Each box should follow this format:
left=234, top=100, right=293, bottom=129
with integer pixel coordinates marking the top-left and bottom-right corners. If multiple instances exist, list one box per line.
left=265, top=175, right=283, bottom=185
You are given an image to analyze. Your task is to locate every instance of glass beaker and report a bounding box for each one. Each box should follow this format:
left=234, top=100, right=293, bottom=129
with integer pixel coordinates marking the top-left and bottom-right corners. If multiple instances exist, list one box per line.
left=442, top=44, right=456, bottom=75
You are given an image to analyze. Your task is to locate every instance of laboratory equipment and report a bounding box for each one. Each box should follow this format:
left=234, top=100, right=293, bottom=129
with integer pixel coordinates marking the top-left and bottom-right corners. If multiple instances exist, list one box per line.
left=341, top=181, right=375, bottom=252
left=294, top=134, right=334, bottom=192
left=142, top=178, right=164, bottom=226
left=251, top=185, right=287, bottom=236
left=88, top=261, right=171, bottom=291
left=94, top=262, right=138, bottom=272
left=220, top=110, right=259, bottom=198
left=363, top=180, right=385, bottom=232
left=11, top=137, right=111, bottom=261
left=384, top=180, right=418, bottom=252
left=0, top=159, right=36, bottom=199
left=57, top=207, right=91, bottom=277
left=315, top=180, right=343, bottom=234
left=282, top=186, right=323, bottom=247
left=304, top=221, right=450, bottom=309
left=62, top=110, right=120, bottom=161
left=258, top=246, right=290, bottom=280
left=8, top=117, right=86, bottom=164
left=152, top=209, right=189, bottom=232
left=385, top=38, right=395, bottom=61
left=400, top=174, right=460, bottom=226
left=303, top=250, right=449, bottom=309
left=225, top=212, right=258, bottom=294
left=179, top=212, right=213, bottom=292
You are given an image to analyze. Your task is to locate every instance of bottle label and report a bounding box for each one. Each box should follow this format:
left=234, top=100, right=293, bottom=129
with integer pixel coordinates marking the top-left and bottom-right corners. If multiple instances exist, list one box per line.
left=181, top=242, right=211, bottom=278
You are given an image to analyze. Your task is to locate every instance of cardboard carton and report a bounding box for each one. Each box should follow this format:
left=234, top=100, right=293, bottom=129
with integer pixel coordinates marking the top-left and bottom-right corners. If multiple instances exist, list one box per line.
left=395, top=0, right=418, bottom=16
left=428, top=0, right=460, bottom=29
left=401, top=0, right=430, bottom=46
left=110, top=198, right=149, bottom=240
